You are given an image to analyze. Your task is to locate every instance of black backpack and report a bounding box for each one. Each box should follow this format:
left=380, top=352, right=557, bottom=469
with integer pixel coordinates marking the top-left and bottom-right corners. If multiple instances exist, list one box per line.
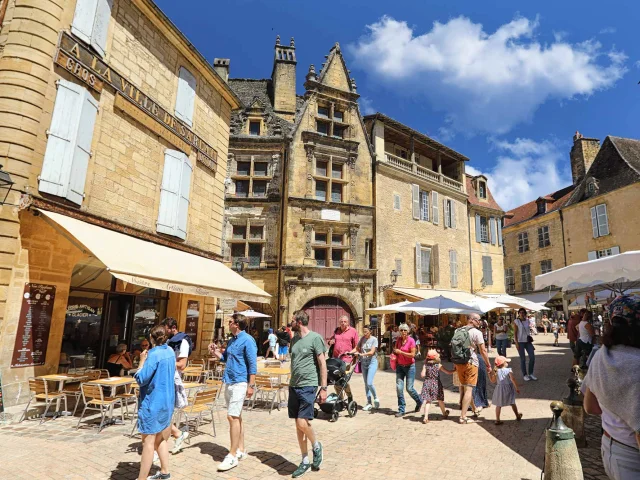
left=167, top=332, right=193, bottom=357
left=450, top=326, right=473, bottom=364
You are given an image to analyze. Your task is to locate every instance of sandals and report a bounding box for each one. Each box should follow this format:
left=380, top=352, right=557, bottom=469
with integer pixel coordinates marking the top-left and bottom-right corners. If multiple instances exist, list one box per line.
left=517, top=413, right=523, bottom=421
left=443, top=409, right=450, bottom=419
left=459, top=417, right=475, bottom=424
left=422, top=417, right=429, bottom=424
left=495, top=420, right=504, bottom=425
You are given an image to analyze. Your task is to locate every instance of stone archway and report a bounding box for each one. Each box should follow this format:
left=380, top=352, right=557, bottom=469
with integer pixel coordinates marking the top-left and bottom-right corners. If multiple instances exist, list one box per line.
left=301, top=296, right=356, bottom=342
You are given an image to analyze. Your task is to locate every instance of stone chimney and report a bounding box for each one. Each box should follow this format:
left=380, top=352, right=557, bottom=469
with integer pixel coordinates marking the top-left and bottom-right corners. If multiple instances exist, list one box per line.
left=213, top=58, right=230, bottom=83
left=271, top=35, right=297, bottom=122
left=570, top=131, right=600, bottom=185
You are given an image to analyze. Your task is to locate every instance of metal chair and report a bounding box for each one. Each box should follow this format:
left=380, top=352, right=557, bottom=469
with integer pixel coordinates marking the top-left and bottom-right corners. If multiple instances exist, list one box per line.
left=20, top=378, right=67, bottom=424
left=182, top=365, right=204, bottom=383
left=179, top=386, right=220, bottom=437
left=85, top=369, right=109, bottom=380
left=76, top=383, right=123, bottom=433
left=251, top=374, right=281, bottom=414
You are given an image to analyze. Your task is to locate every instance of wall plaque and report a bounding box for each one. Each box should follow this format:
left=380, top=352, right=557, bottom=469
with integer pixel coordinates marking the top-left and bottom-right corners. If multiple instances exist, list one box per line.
left=321, top=209, right=341, bottom=221
left=11, top=283, right=56, bottom=368
left=185, top=300, right=200, bottom=348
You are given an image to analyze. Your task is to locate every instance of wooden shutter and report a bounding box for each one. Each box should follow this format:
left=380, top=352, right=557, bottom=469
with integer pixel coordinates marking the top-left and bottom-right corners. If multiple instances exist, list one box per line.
left=432, top=191, right=439, bottom=225
left=490, top=217, right=497, bottom=245
left=590, top=207, right=599, bottom=238
left=611, top=246, right=620, bottom=255
left=91, top=0, right=113, bottom=58
left=176, top=155, right=193, bottom=239
left=157, top=150, right=184, bottom=236
left=451, top=200, right=457, bottom=229
left=449, top=249, right=458, bottom=287
left=175, top=67, right=197, bottom=127
left=443, top=197, right=450, bottom=228
left=39, top=79, right=97, bottom=205
left=486, top=256, right=493, bottom=285
left=587, top=251, right=597, bottom=261
left=497, top=219, right=503, bottom=246
left=415, top=243, right=421, bottom=284
left=431, top=244, right=439, bottom=285
left=71, top=0, right=98, bottom=43
left=412, top=184, right=420, bottom=219
left=596, top=204, right=609, bottom=236
left=475, top=214, right=481, bottom=242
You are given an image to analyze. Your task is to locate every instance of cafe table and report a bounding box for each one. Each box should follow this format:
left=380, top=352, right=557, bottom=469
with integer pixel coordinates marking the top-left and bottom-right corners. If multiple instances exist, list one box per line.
left=85, top=376, right=136, bottom=426
left=36, top=373, right=87, bottom=417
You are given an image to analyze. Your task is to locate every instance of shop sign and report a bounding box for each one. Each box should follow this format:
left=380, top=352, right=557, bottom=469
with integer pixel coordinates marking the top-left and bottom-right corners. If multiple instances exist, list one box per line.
left=185, top=300, right=200, bottom=348
left=55, top=31, right=217, bottom=173
left=11, top=284, right=56, bottom=368
left=220, top=298, right=237, bottom=312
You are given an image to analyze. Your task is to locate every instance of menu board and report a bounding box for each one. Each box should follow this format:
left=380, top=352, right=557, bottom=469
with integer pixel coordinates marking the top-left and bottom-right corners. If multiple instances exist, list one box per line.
left=11, top=283, right=56, bottom=367
left=185, top=300, right=200, bottom=349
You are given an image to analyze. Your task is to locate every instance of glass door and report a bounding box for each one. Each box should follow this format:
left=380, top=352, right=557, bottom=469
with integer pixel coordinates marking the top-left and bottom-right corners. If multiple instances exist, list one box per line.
left=101, top=294, right=134, bottom=367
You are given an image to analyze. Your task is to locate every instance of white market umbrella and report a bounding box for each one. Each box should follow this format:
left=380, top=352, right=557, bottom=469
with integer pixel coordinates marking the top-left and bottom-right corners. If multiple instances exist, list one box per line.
left=402, top=295, right=484, bottom=315
left=461, top=297, right=508, bottom=313
left=241, top=310, right=271, bottom=318
left=365, top=300, right=413, bottom=315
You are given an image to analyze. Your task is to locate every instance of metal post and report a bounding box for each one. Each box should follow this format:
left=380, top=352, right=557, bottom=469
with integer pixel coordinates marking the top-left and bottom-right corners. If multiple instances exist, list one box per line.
left=562, top=372, right=587, bottom=447
left=544, top=401, right=584, bottom=480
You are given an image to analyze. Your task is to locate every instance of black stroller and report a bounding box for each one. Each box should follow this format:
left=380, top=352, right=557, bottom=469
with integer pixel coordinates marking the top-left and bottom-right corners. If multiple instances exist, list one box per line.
left=314, top=353, right=358, bottom=422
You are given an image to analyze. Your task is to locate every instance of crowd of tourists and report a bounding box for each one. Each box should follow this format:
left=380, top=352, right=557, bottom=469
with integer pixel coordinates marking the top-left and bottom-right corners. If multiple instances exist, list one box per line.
left=129, top=294, right=639, bottom=480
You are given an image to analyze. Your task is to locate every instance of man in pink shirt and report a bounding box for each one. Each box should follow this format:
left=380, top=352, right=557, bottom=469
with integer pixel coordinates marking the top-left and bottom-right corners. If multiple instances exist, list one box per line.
left=328, top=315, right=359, bottom=402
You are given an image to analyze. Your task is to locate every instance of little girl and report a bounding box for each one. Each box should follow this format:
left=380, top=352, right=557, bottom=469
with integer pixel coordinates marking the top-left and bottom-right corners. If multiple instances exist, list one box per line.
left=419, top=349, right=453, bottom=423
left=551, top=320, right=559, bottom=346
left=489, top=356, right=523, bottom=425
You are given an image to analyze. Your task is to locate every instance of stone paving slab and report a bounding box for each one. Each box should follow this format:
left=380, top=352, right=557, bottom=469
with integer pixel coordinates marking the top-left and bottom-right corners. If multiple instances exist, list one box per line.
left=0, top=336, right=605, bottom=479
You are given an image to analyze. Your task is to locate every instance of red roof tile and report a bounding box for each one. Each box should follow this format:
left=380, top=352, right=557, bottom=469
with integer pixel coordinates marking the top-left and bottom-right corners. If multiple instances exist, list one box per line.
left=503, top=185, right=575, bottom=228
left=466, top=175, right=503, bottom=212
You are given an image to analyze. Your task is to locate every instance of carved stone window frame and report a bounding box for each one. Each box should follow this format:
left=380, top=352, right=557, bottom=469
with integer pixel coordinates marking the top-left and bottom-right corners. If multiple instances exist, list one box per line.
left=227, top=217, right=266, bottom=268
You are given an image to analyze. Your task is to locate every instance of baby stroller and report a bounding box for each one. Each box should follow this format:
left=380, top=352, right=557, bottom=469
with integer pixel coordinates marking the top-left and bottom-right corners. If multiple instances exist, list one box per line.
left=314, top=353, right=358, bottom=422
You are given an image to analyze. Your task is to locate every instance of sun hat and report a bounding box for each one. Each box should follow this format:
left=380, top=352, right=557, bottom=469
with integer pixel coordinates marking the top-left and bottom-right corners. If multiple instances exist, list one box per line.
left=494, top=356, right=510, bottom=367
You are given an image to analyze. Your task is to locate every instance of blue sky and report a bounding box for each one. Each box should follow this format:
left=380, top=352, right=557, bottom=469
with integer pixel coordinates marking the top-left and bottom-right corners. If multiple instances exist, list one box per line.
left=155, top=0, right=639, bottom=210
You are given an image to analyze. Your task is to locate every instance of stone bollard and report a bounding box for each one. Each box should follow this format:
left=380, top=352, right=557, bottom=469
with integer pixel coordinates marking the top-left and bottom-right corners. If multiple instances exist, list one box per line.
left=544, top=401, right=584, bottom=480
left=562, top=377, right=587, bottom=447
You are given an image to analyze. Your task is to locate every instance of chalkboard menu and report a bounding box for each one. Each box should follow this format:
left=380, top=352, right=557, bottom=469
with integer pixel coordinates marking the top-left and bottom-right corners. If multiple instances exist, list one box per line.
left=11, top=283, right=56, bottom=367
left=185, top=300, right=200, bottom=349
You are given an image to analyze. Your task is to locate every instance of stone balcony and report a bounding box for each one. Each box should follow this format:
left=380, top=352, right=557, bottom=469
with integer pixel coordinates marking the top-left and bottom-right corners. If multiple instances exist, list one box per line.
left=382, top=152, right=464, bottom=192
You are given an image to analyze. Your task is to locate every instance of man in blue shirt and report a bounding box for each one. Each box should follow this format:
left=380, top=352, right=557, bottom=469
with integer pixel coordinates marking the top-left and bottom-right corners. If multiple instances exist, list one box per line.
left=208, top=313, right=257, bottom=472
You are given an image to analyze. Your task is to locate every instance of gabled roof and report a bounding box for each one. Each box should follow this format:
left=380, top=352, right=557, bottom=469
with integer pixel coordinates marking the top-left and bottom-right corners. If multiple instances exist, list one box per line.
left=504, top=185, right=575, bottom=228
left=565, top=135, right=640, bottom=207
left=466, top=175, right=504, bottom=213
left=317, top=43, right=355, bottom=92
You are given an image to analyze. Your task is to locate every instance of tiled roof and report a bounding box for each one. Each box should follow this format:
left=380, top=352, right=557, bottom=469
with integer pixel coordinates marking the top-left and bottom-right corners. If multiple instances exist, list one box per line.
left=503, top=185, right=575, bottom=228
left=465, top=175, right=504, bottom=213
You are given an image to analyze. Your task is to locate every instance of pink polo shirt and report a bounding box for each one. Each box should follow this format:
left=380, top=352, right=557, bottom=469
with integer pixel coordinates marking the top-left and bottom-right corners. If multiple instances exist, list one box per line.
left=331, top=326, right=359, bottom=359
left=395, top=336, right=417, bottom=366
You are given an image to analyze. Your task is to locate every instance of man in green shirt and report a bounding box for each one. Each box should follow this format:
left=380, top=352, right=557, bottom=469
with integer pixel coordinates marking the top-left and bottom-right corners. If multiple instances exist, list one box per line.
left=288, top=310, right=328, bottom=478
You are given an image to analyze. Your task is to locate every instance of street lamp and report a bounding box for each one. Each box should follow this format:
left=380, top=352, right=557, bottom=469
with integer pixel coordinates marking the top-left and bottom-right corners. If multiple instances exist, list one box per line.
left=0, top=165, right=15, bottom=205
left=378, top=269, right=398, bottom=293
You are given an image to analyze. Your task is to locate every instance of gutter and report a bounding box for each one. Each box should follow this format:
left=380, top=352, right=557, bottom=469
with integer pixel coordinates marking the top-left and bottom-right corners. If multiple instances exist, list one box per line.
left=467, top=212, right=475, bottom=293
left=559, top=209, right=568, bottom=267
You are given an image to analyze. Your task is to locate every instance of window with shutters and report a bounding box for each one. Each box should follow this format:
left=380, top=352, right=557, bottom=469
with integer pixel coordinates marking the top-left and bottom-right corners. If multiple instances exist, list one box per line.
left=449, top=250, right=458, bottom=288
left=39, top=79, right=99, bottom=205
left=71, top=0, right=112, bottom=58
left=518, top=232, right=530, bottom=253
left=482, top=256, right=493, bottom=285
left=157, top=150, right=193, bottom=240
left=590, top=204, right=610, bottom=237
left=393, top=194, right=401, bottom=211
left=540, top=259, right=553, bottom=274
left=416, top=246, right=432, bottom=284
left=395, top=259, right=403, bottom=276
left=227, top=220, right=265, bottom=268
left=538, top=226, right=551, bottom=248
left=420, top=190, right=429, bottom=221
left=313, top=154, right=347, bottom=204
left=175, top=67, right=197, bottom=127
left=520, top=264, right=532, bottom=292
left=431, top=191, right=439, bottom=225
left=505, top=268, right=515, bottom=294
left=595, top=247, right=620, bottom=259
left=444, top=198, right=456, bottom=228
left=479, top=216, right=489, bottom=243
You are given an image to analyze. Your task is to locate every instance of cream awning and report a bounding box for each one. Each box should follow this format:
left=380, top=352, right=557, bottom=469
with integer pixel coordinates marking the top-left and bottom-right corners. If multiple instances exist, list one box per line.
left=39, top=209, right=271, bottom=302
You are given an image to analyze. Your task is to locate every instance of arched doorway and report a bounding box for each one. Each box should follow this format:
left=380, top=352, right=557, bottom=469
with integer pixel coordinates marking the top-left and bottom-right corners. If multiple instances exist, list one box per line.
left=302, top=296, right=355, bottom=342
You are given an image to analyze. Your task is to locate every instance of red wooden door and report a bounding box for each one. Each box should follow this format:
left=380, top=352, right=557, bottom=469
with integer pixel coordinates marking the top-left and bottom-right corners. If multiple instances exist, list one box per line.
left=302, top=296, right=353, bottom=342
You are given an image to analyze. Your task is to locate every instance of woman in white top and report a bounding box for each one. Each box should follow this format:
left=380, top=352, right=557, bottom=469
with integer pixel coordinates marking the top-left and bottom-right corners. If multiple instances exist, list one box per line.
left=514, top=308, right=537, bottom=381
left=349, top=324, right=379, bottom=411
left=494, top=317, right=509, bottom=357
left=582, top=295, right=640, bottom=480
left=575, top=311, right=595, bottom=368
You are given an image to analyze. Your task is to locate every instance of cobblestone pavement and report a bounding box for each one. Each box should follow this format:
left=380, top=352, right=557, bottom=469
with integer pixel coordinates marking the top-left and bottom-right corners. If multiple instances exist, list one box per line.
left=0, top=335, right=606, bottom=480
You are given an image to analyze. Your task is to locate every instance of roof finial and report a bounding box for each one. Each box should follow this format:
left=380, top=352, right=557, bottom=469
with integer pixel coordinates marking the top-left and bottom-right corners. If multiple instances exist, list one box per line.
left=290, top=37, right=295, bottom=47
left=350, top=77, right=357, bottom=93
left=306, top=64, right=317, bottom=82
left=573, top=131, right=583, bottom=142
left=275, top=35, right=281, bottom=45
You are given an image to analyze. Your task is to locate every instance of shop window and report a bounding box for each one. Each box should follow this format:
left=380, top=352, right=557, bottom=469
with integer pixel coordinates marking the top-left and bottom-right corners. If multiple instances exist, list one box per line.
left=249, top=120, right=261, bottom=136
left=62, top=292, right=105, bottom=367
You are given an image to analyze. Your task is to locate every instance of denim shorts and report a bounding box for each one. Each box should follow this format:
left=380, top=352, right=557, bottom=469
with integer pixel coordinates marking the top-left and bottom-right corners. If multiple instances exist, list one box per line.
left=288, top=386, right=317, bottom=420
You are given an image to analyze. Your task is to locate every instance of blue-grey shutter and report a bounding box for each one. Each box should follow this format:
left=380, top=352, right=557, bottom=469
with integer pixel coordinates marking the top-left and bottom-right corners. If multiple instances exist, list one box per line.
left=590, top=207, right=599, bottom=238
left=91, top=0, right=113, bottom=58
left=487, top=256, right=493, bottom=285
left=610, top=246, right=620, bottom=256
left=412, top=184, right=420, bottom=220
left=71, top=0, right=112, bottom=58
left=443, top=197, right=450, bottom=228
left=490, top=217, right=497, bottom=245
left=596, top=204, right=609, bottom=236
left=67, top=89, right=99, bottom=204
left=588, top=251, right=597, bottom=261
left=415, top=243, right=421, bottom=284
left=451, top=200, right=456, bottom=229
left=497, top=219, right=503, bottom=246
left=157, top=150, right=184, bottom=236
left=449, top=249, right=458, bottom=287
left=431, top=191, right=439, bottom=225
left=475, top=214, right=481, bottom=242
left=175, top=67, right=196, bottom=127
left=176, top=155, right=193, bottom=239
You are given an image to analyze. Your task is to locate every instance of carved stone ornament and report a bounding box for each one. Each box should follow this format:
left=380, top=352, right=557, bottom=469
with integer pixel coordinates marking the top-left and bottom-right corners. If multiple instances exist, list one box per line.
left=350, top=226, right=358, bottom=256
left=347, top=155, right=357, bottom=169
left=305, top=144, right=315, bottom=162
left=304, top=224, right=313, bottom=257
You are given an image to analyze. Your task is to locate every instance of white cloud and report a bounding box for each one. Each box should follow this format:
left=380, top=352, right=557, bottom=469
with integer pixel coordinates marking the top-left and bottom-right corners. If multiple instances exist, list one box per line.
left=349, top=16, right=627, bottom=135
left=359, top=96, right=376, bottom=115
left=599, top=27, right=616, bottom=34
left=466, top=138, right=571, bottom=211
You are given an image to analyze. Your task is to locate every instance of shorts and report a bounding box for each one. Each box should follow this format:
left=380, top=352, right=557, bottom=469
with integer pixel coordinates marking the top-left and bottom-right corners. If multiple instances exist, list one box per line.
left=454, top=362, right=478, bottom=387
left=553, top=331, right=559, bottom=338
left=224, top=382, right=247, bottom=417
left=279, top=345, right=289, bottom=355
left=288, top=386, right=317, bottom=420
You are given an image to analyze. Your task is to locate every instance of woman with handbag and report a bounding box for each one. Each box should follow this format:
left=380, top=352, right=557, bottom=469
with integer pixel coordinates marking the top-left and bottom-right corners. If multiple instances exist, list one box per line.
left=349, top=324, right=380, bottom=411
left=393, top=323, right=422, bottom=417
left=514, top=308, right=537, bottom=381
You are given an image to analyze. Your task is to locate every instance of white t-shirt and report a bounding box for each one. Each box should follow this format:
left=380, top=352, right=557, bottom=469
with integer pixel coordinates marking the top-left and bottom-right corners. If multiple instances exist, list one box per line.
left=268, top=333, right=277, bottom=347
left=468, top=327, right=484, bottom=367
left=177, top=339, right=189, bottom=359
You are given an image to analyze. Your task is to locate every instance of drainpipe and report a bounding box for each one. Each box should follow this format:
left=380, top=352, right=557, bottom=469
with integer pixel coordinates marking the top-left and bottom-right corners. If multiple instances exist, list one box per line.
left=559, top=210, right=568, bottom=267
left=276, top=144, right=288, bottom=327
left=467, top=210, right=475, bottom=293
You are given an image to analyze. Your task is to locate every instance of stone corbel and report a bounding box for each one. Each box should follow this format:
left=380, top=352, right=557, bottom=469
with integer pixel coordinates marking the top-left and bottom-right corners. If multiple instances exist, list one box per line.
left=304, top=144, right=315, bottom=162
left=347, top=155, right=357, bottom=169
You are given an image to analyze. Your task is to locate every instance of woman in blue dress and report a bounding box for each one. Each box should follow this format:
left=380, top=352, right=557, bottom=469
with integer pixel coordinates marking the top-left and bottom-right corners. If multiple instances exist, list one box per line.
left=135, top=325, right=176, bottom=480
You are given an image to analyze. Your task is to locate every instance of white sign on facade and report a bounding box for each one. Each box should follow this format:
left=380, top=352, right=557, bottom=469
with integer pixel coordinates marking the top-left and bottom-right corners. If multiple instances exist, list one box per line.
left=321, top=209, right=341, bottom=221
left=220, top=298, right=237, bottom=311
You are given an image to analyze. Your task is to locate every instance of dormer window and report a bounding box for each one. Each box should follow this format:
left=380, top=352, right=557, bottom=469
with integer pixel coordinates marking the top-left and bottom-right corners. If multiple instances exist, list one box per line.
left=537, top=201, right=546, bottom=214
left=249, top=120, right=261, bottom=136
left=478, top=181, right=487, bottom=199
left=586, top=178, right=598, bottom=197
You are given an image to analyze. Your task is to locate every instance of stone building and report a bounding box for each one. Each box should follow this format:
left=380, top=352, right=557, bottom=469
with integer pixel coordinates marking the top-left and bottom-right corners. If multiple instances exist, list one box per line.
left=0, top=0, right=268, bottom=406
left=223, top=39, right=375, bottom=339
left=503, top=132, right=640, bottom=312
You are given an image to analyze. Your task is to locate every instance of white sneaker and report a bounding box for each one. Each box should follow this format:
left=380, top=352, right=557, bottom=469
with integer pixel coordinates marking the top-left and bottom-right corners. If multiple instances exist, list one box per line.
left=217, top=454, right=238, bottom=471
left=362, top=404, right=373, bottom=411
left=236, top=451, right=248, bottom=461
left=529, top=374, right=538, bottom=381
left=373, top=398, right=380, bottom=409
left=524, top=375, right=531, bottom=382
left=171, top=431, right=189, bottom=454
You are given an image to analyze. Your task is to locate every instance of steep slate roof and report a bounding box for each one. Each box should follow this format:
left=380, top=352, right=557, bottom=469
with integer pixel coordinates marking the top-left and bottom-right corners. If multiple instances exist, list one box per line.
left=227, top=79, right=296, bottom=138
left=503, top=185, right=575, bottom=228
left=565, top=136, right=640, bottom=207
left=465, top=175, right=504, bottom=213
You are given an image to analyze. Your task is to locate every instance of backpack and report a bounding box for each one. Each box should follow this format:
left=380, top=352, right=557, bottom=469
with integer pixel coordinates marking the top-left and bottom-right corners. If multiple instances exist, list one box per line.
left=167, top=332, right=193, bottom=357
left=450, top=326, right=473, bottom=364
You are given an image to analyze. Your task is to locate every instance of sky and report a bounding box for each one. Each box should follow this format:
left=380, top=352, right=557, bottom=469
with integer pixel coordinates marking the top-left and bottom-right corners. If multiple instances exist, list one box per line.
left=155, top=0, right=639, bottom=211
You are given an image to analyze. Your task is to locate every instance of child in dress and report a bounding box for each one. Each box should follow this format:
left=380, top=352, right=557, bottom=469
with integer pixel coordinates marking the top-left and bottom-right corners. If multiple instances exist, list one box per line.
left=489, top=356, right=523, bottom=425
left=419, top=349, right=453, bottom=423
left=551, top=320, right=559, bottom=346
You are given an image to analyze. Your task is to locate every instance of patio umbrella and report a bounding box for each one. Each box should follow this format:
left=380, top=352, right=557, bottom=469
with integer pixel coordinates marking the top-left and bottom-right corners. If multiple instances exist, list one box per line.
left=364, top=300, right=413, bottom=315
left=402, top=295, right=484, bottom=315
left=460, top=297, right=508, bottom=313
left=241, top=310, right=271, bottom=318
